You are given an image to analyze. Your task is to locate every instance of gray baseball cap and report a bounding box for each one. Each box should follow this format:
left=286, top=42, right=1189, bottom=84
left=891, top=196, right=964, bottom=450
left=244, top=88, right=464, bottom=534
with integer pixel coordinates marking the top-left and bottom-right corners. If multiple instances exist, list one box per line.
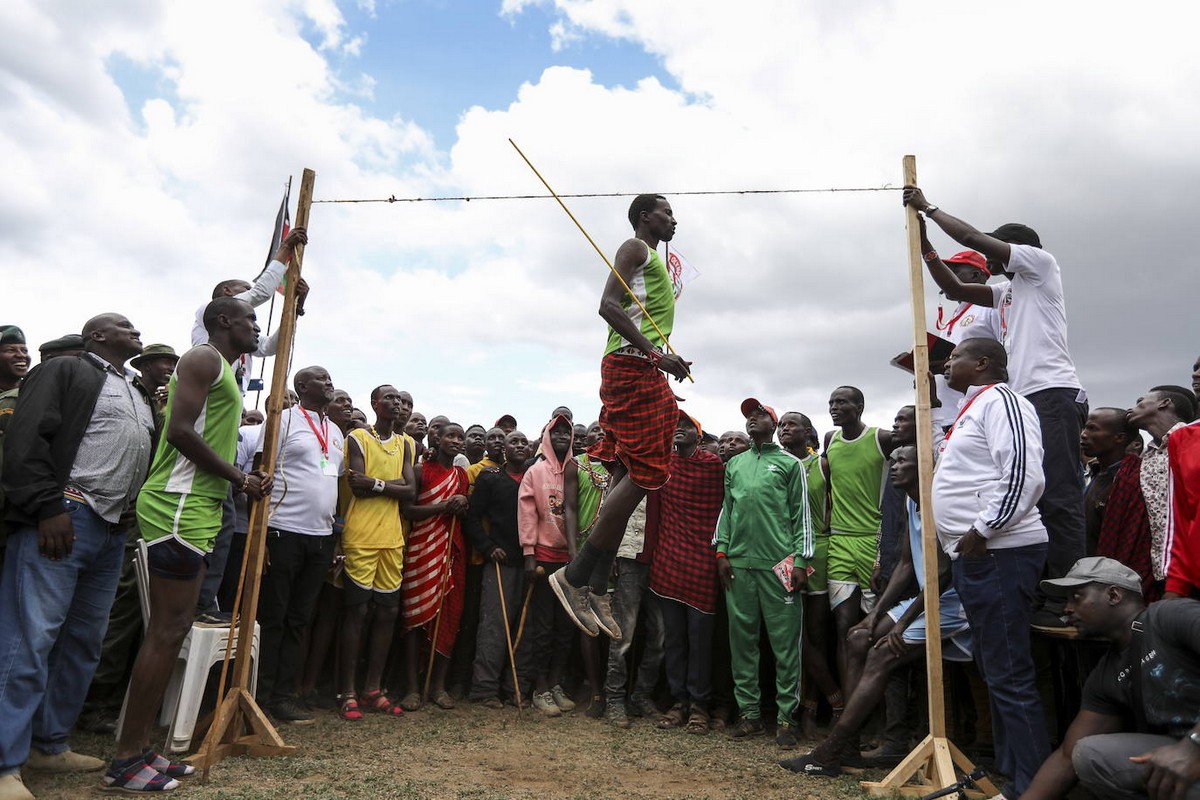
left=1040, top=556, right=1143, bottom=597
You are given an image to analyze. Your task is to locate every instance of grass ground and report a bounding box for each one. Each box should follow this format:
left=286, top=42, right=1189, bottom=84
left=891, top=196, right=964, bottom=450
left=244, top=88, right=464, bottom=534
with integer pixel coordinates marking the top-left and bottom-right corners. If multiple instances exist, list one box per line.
left=25, top=702, right=892, bottom=799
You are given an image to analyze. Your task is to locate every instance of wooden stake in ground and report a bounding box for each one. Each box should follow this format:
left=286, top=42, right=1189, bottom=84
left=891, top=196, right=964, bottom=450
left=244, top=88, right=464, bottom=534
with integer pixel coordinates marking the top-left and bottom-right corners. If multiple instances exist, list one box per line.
left=187, top=167, right=316, bottom=775
left=860, top=156, right=998, bottom=799
left=494, top=560, right=523, bottom=718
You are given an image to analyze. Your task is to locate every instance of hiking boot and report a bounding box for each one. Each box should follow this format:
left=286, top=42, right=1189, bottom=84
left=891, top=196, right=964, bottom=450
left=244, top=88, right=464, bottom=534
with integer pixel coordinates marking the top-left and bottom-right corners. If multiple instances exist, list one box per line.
left=776, top=723, right=799, bottom=750
left=0, top=774, right=33, bottom=800
left=532, top=691, right=562, bottom=717
left=271, top=697, right=315, bottom=725
left=588, top=591, right=622, bottom=640
left=627, top=695, right=660, bottom=719
left=549, top=569, right=600, bottom=637
left=550, top=685, right=576, bottom=712
left=26, top=748, right=105, bottom=773
left=728, top=716, right=766, bottom=739
left=606, top=700, right=631, bottom=730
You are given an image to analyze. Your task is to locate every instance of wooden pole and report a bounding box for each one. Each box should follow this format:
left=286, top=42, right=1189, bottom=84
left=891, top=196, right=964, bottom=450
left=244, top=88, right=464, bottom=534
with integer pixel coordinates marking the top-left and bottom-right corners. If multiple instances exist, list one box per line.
left=188, top=168, right=315, bottom=774
left=861, top=157, right=997, bottom=798
left=494, top=560, right=523, bottom=717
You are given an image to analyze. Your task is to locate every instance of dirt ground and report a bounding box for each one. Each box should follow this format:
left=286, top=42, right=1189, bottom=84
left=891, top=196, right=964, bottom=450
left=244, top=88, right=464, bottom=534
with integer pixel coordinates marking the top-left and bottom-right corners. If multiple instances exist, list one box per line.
left=27, top=702, right=885, bottom=799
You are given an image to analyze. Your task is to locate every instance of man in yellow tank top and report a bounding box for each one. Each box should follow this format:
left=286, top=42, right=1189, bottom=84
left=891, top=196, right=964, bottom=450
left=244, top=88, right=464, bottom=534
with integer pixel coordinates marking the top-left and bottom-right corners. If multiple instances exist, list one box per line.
left=335, top=384, right=416, bottom=720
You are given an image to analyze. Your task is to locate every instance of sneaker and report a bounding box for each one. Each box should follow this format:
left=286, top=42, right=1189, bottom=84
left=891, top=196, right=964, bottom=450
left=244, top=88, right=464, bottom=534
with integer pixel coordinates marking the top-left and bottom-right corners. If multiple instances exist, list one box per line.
left=194, top=609, right=234, bottom=627
left=627, top=695, right=660, bottom=719
left=100, top=755, right=180, bottom=793
left=606, top=700, right=631, bottom=730
left=532, top=691, right=562, bottom=717
left=776, top=723, right=799, bottom=750
left=588, top=592, right=622, bottom=640
left=76, top=710, right=119, bottom=735
left=550, top=685, right=576, bottom=712
left=548, top=569, right=600, bottom=637
left=0, top=774, right=33, bottom=800
left=141, top=750, right=196, bottom=780
left=26, top=748, right=105, bottom=773
left=862, top=740, right=910, bottom=767
left=271, top=697, right=315, bottom=725
left=728, top=716, right=766, bottom=739
left=778, top=753, right=843, bottom=777
left=1031, top=608, right=1071, bottom=631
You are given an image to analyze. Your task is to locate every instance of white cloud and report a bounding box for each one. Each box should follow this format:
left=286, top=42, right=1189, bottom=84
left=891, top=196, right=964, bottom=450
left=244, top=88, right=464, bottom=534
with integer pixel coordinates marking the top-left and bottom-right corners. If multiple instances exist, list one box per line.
left=3, top=0, right=1199, bottom=445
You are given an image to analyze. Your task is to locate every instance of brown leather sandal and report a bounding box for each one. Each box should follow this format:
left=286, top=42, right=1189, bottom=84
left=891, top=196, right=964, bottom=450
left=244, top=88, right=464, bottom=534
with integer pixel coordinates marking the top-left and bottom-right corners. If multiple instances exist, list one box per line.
left=684, top=707, right=711, bottom=735
left=656, top=702, right=686, bottom=729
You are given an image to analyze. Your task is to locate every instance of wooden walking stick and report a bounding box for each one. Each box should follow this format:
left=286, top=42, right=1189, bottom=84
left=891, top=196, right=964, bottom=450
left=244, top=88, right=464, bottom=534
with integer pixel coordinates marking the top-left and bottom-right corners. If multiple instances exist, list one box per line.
left=188, top=168, right=315, bottom=775
left=509, top=138, right=693, bottom=383
left=494, top=560, right=523, bottom=717
left=422, top=517, right=459, bottom=703
left=511, top=565, right=543, bottom=652
left=861, top=156, right=997, bottom=798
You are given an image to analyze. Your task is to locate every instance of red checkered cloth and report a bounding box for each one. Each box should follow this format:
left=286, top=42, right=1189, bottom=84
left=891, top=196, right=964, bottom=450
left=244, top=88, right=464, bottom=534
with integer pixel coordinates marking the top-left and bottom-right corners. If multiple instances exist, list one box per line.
left=589, top=353, right=678, bottom=490
left=1096, top=454, right=1161, bottom=602
left=1167, top=423, right=1200, bottom=597
left=402, top=460, right=470, bottom=656
left=648, top=448, right=724, bottom=613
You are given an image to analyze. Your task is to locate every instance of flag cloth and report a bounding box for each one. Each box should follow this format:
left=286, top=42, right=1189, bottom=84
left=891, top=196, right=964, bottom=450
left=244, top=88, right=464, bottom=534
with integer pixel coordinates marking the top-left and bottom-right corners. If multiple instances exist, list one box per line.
left=254, top=183, right=292, bottom=285
left=665, top=247, right=700, bottom=298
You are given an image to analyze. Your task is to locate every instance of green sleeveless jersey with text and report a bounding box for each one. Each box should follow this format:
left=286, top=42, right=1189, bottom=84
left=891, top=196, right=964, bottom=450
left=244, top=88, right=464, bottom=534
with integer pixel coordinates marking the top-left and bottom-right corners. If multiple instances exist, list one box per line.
left=826, top=427, right=886, bottom=536
left=141, top=348, right=242, bottom=500
left=604, top=243, right=676, bottom=355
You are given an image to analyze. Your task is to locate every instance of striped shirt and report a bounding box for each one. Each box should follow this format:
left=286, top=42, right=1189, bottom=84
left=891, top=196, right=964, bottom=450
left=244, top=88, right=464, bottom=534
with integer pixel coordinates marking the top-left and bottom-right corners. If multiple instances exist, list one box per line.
left=67, top=353, right=155, bottom=522
left=931, top=382, right=1048, bottom=558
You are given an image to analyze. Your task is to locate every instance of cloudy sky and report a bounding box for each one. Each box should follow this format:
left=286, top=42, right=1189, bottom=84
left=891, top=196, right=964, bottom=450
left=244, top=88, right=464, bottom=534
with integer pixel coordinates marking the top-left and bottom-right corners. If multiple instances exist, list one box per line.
left=3, top=0, right=1196, bottom=440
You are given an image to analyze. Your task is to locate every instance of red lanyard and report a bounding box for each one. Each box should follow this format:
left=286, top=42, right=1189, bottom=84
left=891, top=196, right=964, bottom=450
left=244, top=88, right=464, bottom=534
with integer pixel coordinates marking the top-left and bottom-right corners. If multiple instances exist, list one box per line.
left=943, top=384, right=996, bottom=442
left=300, top=406, right=329, bottom=456
left=936, top=303, right=972, bottom=336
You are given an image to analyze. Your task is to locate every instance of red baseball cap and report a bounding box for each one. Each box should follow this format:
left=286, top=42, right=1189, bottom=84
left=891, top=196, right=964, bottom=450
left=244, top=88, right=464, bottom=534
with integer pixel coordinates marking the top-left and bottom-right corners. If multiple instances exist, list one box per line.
left=944, top=250, right=989, bottom=276
left=740, top=398, right=778, bottom=423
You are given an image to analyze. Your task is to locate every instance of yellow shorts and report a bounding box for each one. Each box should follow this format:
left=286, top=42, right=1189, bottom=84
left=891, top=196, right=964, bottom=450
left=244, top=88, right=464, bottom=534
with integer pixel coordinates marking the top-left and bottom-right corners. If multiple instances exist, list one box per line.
left=343, top=546, right=404, bottom=606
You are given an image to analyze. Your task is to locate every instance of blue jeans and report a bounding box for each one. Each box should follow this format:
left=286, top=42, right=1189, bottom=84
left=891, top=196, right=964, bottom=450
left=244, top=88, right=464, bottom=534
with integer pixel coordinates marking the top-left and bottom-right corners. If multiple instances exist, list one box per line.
left=604, top=558, right=664, bottom=701
left=953, top=543, right=1049, bottom=798
left=0, top=500, right=125, bottom=774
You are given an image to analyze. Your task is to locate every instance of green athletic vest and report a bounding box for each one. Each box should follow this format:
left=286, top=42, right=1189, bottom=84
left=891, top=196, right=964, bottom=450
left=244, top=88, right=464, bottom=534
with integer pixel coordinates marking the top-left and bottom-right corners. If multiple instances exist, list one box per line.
left=826, top=427, right=886, bottom=536
left=604, top=243, right=676, bottom=355
left=141, top=347, right=241, bottom=500
left=802, top=452, right=829, bottom=536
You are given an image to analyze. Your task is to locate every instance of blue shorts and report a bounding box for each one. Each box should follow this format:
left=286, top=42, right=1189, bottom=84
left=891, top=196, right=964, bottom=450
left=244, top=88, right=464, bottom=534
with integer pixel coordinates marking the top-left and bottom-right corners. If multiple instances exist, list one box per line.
left=146, top=535, right=206, bottom=581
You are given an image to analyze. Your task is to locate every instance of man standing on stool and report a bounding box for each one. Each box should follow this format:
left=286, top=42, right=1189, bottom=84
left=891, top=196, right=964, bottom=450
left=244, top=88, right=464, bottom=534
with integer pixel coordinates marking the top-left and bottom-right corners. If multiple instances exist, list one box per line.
left=550, top=194, right=692, bottom=639
left=107, top=298, right=272, bottom=794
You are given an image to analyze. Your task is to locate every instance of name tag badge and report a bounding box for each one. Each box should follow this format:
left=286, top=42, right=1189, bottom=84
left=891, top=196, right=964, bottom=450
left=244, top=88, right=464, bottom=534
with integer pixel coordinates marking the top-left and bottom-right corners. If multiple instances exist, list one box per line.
left=321, top=456, right=340, bottom=477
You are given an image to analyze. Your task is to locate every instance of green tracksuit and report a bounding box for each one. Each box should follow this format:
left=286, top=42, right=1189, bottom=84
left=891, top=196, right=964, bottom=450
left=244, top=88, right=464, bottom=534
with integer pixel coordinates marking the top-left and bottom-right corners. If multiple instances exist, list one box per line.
left=715, top=442, right=813, bottom=725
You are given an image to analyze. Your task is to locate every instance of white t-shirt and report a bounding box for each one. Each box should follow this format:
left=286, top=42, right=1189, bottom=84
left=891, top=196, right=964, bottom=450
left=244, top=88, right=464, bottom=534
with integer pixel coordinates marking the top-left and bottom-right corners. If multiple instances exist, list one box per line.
left=233, top=424, right=263, bottom=534
left=989, top=244, right=1082, bottom=396
left=260, top=405, right=345, bottom=536
left=192, top=259, right=286, bottom=393
left=932, top=300, right=1002, bottom=430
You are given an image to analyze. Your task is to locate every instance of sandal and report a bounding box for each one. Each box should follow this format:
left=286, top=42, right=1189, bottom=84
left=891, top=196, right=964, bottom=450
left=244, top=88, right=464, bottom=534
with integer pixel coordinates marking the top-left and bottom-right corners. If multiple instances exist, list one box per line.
left=684, top=708, right=710, bottom=735
left=337, top=693, right=364, bottom=721
left=399, top=691, right=423, bottom=712
left=656, top=702, right=686, bottom=729
left=431, top=690, right=456, bottom=710
left=361, top=689, right=405, bottom=716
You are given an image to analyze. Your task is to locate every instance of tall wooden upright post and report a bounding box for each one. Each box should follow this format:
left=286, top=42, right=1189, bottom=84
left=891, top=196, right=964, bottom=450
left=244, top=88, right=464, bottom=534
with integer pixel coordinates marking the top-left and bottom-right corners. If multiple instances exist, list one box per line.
left=187, top=168, right=316, bottom=774
left=861, top=157, right=998, bottom=798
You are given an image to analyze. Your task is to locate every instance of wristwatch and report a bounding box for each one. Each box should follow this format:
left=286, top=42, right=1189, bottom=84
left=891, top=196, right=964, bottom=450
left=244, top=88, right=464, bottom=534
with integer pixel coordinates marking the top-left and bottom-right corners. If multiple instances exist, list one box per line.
left=1189, top=731, right=1200, bottom=749
left=925, top=205, right=939, bottom=217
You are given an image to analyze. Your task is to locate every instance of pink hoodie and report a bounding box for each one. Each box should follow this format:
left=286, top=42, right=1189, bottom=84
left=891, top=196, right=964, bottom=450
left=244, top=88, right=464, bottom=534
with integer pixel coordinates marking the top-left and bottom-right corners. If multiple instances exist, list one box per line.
left=518, top=415, right=573, bottom=562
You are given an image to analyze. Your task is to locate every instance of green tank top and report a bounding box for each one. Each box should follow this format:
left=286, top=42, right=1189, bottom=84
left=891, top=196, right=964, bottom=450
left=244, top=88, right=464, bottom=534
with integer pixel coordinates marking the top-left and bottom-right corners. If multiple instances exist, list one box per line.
left=574, top=454, right=610, bottom=537
left=142, top=346, right=242, bottom=500
left=604, top=243, right=676, bottom=355
left=801, top=452, right=829, bottom=536
left=826, top=427, right=886, bottom=536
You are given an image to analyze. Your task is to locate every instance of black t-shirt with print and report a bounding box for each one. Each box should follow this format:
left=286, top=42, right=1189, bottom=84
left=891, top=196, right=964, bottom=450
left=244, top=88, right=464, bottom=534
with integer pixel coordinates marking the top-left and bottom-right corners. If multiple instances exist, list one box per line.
left=1081, top=599, right=1200, bottom=738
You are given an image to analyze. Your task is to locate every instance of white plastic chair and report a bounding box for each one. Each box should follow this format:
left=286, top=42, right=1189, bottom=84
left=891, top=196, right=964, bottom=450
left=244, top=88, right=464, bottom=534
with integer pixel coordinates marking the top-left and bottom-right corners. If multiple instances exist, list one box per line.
left=116, top=538, right=260, bottom=754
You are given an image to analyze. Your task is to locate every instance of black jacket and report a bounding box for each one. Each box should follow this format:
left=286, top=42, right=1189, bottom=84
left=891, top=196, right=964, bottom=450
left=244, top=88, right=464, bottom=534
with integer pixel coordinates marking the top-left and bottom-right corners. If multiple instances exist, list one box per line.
left=465, top=468, right=523, bottom=559
left=2, top=354, right=158, bottom=526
